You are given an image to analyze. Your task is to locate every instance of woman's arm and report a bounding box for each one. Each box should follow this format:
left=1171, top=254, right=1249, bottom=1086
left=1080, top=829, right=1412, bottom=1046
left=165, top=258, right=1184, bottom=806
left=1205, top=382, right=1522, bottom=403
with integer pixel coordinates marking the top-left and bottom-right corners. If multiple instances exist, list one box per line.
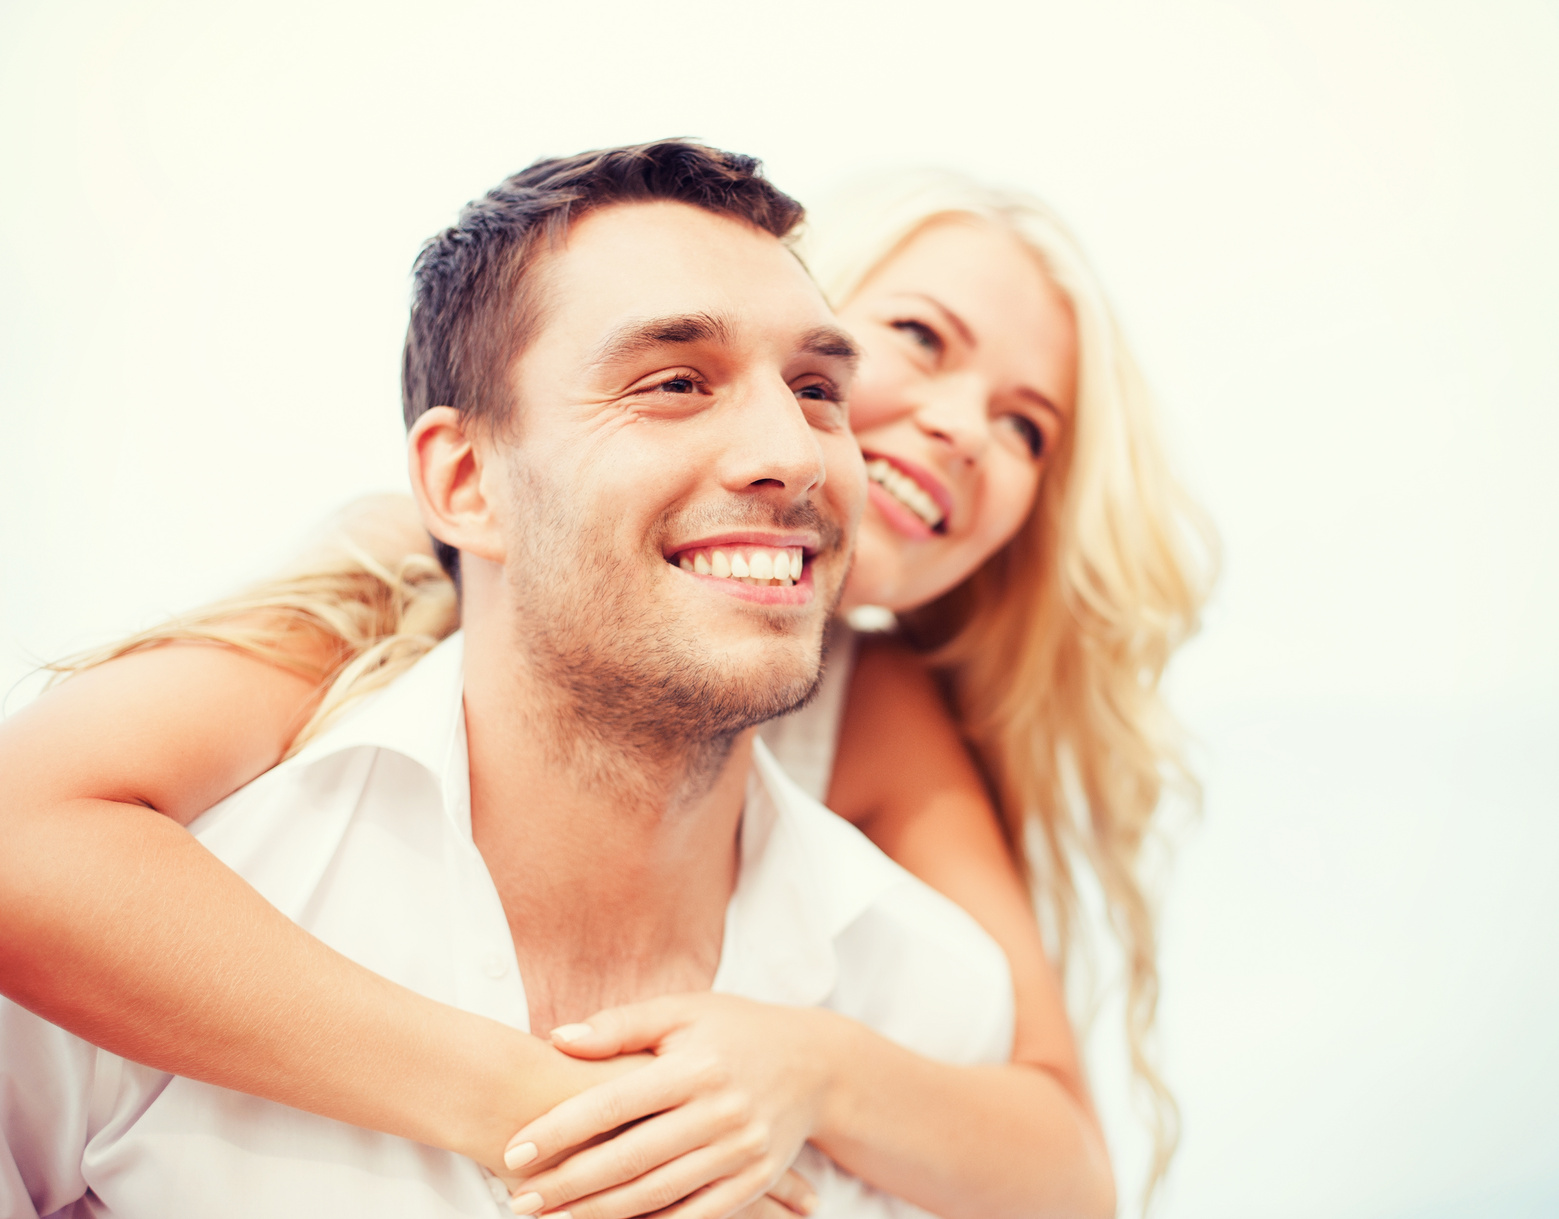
left=502, top=638, right=1115, bottom=1219
left=0, top=640, right=619, bottom=1169
left=821, top=637, right=1114, bottom=1217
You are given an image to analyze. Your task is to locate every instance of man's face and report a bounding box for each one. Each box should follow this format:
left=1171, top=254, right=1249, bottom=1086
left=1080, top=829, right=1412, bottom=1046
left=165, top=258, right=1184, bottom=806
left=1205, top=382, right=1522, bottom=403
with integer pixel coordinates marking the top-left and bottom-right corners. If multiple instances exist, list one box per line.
left=487, top=201, right=865, bottom=743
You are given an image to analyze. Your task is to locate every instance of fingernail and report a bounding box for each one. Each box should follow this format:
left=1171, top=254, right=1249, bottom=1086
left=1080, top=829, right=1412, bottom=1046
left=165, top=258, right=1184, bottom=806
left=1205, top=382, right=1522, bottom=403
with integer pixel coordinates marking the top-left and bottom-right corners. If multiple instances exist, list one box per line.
left=800, top=1193, right=819, bottom=1215
left=550, top=1023, right=592, bottom=1043
left=508, top=1192, right=542, bottom=1216
left=503, top=1140, right=537, bottom=1170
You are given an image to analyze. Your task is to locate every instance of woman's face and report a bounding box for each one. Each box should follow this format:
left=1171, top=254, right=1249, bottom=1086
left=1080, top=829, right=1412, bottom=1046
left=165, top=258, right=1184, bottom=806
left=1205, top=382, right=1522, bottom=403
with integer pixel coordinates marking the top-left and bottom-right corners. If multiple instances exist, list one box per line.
left=836, top=217, right=1077, bottom=613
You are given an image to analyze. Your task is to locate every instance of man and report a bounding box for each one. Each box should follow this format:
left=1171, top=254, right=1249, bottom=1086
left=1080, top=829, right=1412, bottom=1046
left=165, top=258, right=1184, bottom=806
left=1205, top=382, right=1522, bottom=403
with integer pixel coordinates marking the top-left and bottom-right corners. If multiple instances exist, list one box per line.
left=0, top=142, right=1011, bottom=1217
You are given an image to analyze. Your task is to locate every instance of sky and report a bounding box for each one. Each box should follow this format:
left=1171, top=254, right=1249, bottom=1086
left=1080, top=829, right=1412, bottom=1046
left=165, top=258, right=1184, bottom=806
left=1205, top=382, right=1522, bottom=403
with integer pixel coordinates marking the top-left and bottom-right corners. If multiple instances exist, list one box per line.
left=2, top=2, right=1557, bottom=1215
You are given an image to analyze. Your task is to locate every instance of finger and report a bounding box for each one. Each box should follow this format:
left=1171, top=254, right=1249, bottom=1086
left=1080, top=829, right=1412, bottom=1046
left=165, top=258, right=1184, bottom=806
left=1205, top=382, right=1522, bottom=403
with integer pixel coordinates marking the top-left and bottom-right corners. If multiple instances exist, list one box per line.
left=735, top=1201, right=810, bottom=1219
left=763, top=1169, right=818, bottom=1216
left=648, top=1161, right=778, bottom=1219
left=549, top=994, right=694, bottom=1059
left=504, top=1058, right=696, bottom=1170
left=674, top=1190, right=794, bottom=1219
left=511, top=1093, right=750, bottom=1208
left=516, top=1136, right=761, bottom=1219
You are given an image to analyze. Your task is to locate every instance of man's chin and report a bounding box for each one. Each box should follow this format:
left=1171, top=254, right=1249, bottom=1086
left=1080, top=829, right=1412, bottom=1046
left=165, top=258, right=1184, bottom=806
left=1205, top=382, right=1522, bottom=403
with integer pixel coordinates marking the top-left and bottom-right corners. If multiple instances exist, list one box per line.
left=670, top=633, right=824, bottom=737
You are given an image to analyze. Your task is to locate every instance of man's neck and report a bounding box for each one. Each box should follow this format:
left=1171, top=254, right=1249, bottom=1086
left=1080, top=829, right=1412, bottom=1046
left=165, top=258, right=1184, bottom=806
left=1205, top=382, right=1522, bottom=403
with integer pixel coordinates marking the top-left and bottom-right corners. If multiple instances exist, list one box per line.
left=461, top=614, right=751, bottom=1033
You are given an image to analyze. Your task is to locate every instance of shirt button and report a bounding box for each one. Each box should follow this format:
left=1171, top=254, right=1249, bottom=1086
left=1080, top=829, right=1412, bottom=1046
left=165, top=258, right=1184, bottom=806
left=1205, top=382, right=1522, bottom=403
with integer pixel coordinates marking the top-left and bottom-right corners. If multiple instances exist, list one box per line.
left=483, top=953, right=509, bottom=979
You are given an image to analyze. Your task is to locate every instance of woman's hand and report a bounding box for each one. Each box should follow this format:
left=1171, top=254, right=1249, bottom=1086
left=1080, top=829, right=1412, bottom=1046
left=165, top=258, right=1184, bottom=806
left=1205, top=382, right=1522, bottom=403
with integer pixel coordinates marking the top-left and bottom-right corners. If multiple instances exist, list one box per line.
left=501, top=993, right=840, bottom=1218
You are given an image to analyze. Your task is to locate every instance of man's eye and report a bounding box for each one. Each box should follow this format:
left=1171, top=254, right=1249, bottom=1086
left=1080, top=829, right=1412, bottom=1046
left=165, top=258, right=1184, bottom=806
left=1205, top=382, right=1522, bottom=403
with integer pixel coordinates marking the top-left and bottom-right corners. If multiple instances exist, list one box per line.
left=796, top=382, right=838, bottom=401
left=998, top=413, right=1045, bottom=459
left=655, top=376, right=699, bottom=394
left=890, top=319, right=943, bottom=355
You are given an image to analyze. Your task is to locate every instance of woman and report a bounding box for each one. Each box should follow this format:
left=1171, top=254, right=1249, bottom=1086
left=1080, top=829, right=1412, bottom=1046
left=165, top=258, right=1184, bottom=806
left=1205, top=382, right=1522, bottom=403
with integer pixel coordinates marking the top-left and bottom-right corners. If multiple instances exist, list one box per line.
left=0, top=168, right=1212, bottom=1217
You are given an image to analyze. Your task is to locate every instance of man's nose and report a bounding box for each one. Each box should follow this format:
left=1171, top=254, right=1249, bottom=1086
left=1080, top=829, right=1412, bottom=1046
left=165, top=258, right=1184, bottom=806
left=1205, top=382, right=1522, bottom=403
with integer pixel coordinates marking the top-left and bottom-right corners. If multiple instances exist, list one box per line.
left=720, top=379, right=826, bottom=498
left=913, top=373, right=989, bottom=463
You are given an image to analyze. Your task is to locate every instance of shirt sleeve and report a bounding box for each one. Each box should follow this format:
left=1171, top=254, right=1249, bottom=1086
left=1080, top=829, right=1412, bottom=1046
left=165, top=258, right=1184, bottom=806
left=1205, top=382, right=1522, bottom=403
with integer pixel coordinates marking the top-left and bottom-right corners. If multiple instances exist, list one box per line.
left=829, top=877, right=1016, bottom=1066
left=0, top=999, right=93, bottom=1219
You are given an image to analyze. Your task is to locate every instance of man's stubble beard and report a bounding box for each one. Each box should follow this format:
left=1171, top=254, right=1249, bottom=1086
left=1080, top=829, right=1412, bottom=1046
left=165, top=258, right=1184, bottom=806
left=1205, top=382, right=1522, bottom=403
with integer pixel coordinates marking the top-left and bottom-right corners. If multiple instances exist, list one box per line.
left=503, top=460, right=849, bottom=793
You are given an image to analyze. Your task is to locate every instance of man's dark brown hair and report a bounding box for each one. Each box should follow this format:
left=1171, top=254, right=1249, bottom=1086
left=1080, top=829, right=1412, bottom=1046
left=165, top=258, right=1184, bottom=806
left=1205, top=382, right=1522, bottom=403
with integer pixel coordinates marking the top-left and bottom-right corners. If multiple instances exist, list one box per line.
left=400, top=139, right=806, bottom=580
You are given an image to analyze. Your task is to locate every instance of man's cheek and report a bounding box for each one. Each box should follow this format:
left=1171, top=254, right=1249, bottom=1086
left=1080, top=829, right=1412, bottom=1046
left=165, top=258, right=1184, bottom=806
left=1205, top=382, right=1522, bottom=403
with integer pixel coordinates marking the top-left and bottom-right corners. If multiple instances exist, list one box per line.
left=825, top=438, right=868, bottom=534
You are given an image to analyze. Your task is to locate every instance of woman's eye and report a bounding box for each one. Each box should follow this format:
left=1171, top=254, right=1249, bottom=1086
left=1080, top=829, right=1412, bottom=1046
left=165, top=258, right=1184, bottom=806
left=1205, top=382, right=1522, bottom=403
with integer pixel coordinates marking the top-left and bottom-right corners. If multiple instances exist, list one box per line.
left=999, top=413, right=1045, bottom=459
left=890, top=319, right=943, bottom=356
left=796, top=381, right=837, bottom=401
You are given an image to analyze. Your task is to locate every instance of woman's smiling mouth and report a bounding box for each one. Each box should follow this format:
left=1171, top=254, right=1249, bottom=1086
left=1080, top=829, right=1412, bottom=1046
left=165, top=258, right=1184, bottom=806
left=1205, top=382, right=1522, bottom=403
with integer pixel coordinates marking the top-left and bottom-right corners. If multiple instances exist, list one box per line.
left=862, top=453, right=950, bottom=535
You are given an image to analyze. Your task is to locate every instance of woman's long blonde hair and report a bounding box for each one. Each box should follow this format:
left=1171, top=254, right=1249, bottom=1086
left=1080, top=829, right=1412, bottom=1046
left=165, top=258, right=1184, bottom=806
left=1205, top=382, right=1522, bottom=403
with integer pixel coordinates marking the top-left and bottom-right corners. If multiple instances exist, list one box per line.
left=47, top=496, right=458, bottom=757
left=799, top=172, right=1217, bottom=1206
left=53, top=171, right=1215, bottom=1211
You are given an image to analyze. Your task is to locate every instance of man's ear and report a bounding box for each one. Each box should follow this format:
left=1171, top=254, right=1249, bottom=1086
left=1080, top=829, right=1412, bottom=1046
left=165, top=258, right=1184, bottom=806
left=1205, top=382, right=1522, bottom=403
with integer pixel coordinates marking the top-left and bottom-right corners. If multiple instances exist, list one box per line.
left=407, top=407, right=506, bottom=565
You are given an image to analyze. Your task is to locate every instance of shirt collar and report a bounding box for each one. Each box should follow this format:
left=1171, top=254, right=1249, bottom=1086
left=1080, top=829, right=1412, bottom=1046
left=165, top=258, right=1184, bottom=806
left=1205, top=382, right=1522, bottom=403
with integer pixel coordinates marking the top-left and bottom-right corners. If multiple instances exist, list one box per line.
left=288, top=632, right=903, bottom=1006
left=711, top=738, right=905, bottom=1007
left=289, top=631, right=471, bottom=833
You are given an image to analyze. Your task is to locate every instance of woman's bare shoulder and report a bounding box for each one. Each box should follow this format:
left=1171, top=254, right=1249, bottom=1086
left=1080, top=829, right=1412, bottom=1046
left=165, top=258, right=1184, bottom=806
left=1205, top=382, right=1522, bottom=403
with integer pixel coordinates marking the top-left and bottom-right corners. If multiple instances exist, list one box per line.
left=849, top=635, right=941, bottom=699
left=827, top=635, right=971, bottom=824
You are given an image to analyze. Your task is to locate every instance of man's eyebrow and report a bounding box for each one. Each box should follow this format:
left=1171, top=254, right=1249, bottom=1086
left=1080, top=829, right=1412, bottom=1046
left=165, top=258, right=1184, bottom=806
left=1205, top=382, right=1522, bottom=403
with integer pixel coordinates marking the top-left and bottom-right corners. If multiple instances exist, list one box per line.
left=798, top=325, right=860, bottom=369
left=588, top=312, right=735, bottom=368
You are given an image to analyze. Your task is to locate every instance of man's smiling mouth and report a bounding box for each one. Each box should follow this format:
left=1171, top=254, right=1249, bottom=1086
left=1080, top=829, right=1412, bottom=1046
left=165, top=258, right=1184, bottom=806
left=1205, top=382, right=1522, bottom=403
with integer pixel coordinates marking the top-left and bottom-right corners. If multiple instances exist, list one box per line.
left=673, top=544, right=805, bottom=587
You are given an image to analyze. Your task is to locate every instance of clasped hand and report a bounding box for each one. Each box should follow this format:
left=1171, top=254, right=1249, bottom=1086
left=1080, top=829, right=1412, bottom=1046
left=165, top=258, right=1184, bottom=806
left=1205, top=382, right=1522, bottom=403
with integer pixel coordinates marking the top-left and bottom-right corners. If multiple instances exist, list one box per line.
left=501, top=993, right=839, bottom=1218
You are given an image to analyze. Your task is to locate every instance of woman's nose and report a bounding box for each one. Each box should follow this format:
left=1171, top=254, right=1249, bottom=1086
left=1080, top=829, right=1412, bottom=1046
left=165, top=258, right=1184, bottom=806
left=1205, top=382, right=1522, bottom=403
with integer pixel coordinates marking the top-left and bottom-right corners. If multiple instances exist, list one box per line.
left=913, top=373, right=989, bottom=463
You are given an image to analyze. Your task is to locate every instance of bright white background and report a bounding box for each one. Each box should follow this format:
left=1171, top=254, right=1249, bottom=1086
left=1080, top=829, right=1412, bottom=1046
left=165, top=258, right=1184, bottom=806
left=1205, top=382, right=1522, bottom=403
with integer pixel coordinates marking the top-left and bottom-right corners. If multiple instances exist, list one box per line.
left=2, top=2, right=1556, bottom=1215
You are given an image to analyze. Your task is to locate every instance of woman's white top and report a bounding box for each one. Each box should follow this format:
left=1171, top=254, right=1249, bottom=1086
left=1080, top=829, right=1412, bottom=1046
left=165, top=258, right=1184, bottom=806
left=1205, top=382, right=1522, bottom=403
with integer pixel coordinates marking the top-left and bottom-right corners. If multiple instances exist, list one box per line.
left=757, top=625, right=857, bottom=802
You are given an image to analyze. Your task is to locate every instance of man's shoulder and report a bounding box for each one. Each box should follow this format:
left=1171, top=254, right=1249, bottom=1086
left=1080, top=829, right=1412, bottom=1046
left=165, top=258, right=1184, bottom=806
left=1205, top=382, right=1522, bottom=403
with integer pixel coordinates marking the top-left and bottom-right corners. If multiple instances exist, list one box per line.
left=745, top=741, right=1016, bottom=1065
left=285, top=633, right=467, bottom=780
left=183, top=635, right=470, bottom=921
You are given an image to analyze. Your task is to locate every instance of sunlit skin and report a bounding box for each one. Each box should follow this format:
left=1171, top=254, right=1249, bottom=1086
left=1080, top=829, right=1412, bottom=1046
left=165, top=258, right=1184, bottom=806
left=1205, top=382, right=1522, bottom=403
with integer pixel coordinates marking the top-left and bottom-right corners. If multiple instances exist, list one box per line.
left=0, top=201, right=1115, bottom=1219
left=467, top=199, right=866, bottom=715
left=835, top=217, right=1078, bottom=614
left=429, top=200, right=871, bottom=1033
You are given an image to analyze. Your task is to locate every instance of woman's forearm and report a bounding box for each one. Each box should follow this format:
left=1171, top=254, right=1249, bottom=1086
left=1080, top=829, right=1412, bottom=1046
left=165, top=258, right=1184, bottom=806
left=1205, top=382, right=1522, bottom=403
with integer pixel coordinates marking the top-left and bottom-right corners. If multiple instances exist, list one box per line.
left=0, top=643, right=631, bottom=1170
left=0, top=796, right=595, bottom=1170
left=814, top=1013, right=1116, bottom=1219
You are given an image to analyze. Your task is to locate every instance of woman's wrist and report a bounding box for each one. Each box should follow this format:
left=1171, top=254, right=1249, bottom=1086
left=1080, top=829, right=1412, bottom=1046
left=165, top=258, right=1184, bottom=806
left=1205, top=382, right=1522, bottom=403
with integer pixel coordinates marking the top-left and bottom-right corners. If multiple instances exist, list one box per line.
left=396, top=1006, right=565, bottom=1169
left=804, top=1005, right=862, bottom=1149
left=442, top=1022, right=649, bottom=1171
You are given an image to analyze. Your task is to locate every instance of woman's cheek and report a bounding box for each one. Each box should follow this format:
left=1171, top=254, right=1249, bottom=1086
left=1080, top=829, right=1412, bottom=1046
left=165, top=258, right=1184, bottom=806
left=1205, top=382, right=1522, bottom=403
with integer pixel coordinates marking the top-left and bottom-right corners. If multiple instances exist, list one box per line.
left=843, top=361, right=914, bottom=433
left=965, top=465, right=1040, bottom=570
left=845, top=391, right=895, bottom=435
left=841, top=520, right=907, bottom=610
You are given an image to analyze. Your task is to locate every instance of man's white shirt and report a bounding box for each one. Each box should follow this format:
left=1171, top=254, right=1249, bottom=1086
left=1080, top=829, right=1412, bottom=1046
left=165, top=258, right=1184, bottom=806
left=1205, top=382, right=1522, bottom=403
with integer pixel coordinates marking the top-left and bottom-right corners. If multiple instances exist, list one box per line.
left=0, top=634, right=1013, bottom=1219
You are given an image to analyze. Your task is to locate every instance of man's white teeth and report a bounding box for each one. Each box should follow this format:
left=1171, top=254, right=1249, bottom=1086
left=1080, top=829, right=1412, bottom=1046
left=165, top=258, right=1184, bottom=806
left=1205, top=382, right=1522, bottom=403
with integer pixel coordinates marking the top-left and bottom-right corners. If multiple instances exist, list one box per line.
left=866, top=458, right=945, bottom=529
left=675, top=546, right=804, bottom=586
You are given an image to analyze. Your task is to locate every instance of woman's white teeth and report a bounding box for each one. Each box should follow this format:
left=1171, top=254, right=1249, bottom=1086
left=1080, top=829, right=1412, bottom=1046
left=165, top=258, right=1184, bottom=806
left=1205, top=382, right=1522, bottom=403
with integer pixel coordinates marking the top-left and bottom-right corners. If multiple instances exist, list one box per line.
left=675, top=546, right=804, bottom=586
left=867, top=458, right=945, bottom=529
